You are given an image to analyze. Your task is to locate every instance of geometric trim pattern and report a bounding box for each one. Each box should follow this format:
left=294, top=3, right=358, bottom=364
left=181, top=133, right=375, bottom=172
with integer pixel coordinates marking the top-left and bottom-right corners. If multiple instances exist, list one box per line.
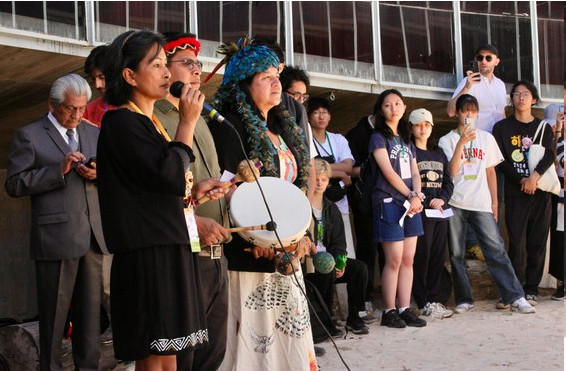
left=150, top=329, right=209, bottom=353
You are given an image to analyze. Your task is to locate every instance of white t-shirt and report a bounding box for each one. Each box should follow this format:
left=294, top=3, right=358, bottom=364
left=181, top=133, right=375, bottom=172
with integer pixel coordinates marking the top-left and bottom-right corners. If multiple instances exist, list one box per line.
left=452, top=75, right=507, bottom=133
left=438, top=129, right=503, bottom=213
left=313, top=131, right=354, bottom=214
left=307, top=124, right=316, bottom=160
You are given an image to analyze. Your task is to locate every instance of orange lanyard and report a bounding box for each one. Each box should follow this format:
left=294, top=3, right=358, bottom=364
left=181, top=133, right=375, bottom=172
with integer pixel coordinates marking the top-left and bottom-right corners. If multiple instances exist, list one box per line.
left=128, top=100, right=172, bottom=142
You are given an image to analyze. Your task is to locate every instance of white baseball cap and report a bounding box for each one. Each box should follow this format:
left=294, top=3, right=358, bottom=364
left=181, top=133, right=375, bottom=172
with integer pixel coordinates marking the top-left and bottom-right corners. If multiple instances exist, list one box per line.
left=409, top=108, right=434, bottom=126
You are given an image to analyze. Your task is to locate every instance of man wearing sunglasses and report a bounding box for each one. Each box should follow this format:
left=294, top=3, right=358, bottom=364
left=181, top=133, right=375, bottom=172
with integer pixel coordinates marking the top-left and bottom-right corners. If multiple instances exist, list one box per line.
left=447, top=44, right=506, bottom=134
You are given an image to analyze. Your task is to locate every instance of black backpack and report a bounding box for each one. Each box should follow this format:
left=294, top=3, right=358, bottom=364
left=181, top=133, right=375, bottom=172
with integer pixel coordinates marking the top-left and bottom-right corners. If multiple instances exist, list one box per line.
left=353, top=153, right=378, bottom=217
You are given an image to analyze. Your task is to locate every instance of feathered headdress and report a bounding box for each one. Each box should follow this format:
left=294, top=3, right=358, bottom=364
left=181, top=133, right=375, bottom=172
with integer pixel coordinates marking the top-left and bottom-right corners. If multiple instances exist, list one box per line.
left=210, top=35, right=310, bottom=191
left=203, top=34, right=279, bottom=85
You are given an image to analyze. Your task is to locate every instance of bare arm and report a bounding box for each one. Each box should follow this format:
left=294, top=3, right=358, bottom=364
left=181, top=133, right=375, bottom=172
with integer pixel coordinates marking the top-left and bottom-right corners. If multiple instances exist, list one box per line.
left=448, top=127, right=477, bottom=177
left=330, top=158, right=354, bottom=174
left=447, top=72, right=480, bottom=117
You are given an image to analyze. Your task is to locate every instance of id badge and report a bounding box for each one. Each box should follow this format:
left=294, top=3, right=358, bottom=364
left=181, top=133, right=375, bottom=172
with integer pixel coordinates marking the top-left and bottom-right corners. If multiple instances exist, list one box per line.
left=184, top=207, right=201, bottom=253
left=463, top=160, right=478, bottom=180
left=400, top=153, right=412, bottom=180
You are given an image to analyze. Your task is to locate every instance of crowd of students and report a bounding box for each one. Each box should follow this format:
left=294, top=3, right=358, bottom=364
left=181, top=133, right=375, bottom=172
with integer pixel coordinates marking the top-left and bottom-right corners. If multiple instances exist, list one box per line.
left=6, top=29, right=563, bottom=371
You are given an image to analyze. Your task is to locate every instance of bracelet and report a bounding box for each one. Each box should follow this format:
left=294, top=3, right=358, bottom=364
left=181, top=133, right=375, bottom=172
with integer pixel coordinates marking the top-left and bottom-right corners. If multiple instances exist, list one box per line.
left=408, top=191, right=419, bottom=199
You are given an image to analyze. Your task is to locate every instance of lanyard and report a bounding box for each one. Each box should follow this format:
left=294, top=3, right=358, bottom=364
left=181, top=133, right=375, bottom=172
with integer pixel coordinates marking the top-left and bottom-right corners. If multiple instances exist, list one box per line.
left=128, top=100, right=172, bottom=142
left=393, top=136, right=408, bottom=162
left=314, top=132, right=334, bottom=158
left=312, top=206, right=324, bottom=242
left=457, top=128, right=473, bottom=162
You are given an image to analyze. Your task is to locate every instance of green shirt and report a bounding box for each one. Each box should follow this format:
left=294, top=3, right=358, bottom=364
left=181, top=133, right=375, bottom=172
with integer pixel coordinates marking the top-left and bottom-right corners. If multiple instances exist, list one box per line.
left=154, top=99, right=230, bottom=239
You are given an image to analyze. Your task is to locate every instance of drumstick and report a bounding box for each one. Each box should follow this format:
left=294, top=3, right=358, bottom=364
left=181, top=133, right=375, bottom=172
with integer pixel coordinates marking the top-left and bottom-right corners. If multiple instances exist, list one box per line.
left=195, top=159, right=262, bottom=205
left=227, top=221, right=277, bottom=234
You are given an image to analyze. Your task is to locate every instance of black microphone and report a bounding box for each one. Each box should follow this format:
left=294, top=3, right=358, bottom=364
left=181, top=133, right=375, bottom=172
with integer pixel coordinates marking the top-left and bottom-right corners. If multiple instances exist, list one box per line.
left=169, top=81, right=225, bottom=123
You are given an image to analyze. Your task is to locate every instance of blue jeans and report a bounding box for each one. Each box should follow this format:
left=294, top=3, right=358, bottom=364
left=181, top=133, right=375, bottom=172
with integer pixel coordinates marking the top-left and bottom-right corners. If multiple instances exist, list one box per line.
left=448, top=206, right=524, bottom=305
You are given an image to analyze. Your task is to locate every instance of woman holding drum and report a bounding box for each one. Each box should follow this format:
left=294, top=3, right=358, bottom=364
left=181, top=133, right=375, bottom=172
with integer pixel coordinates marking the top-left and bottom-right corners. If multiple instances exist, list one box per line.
left=209, top=35, right=317, bottom=371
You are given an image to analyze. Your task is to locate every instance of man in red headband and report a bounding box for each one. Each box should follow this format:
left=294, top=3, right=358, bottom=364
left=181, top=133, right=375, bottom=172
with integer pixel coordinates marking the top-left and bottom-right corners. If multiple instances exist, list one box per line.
left=154, top=32, right=231, bottom=371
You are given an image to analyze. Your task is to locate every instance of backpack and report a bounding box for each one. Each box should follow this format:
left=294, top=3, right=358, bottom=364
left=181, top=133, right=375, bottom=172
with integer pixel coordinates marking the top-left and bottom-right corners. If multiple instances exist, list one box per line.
left=353, top=153, right=378, bottom=217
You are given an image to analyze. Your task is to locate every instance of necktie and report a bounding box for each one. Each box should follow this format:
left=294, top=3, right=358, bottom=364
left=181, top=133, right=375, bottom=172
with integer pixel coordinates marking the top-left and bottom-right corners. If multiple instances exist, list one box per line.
left=66, top=129, right=78, bottom=151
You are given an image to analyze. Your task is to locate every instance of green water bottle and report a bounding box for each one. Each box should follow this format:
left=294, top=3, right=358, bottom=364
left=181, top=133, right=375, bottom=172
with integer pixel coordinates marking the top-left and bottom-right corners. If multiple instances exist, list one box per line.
left=335, top=254, right=347, bottom=271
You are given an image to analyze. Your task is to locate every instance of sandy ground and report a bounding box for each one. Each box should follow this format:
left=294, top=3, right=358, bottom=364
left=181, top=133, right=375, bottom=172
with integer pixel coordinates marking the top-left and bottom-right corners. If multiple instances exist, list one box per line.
left=315, top=297, right=563, bottom=371
left=107, top=297, right=563, bottom=371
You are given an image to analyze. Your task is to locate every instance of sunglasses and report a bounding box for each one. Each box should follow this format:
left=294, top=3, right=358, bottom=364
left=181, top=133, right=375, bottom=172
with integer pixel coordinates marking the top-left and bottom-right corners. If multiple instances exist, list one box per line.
left=476, top=55, right=494, bottom=62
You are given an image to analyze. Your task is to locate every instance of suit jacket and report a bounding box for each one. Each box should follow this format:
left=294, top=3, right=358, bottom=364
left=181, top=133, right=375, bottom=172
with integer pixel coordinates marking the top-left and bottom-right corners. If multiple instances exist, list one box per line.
left=5, top=115, right=108, bottom=260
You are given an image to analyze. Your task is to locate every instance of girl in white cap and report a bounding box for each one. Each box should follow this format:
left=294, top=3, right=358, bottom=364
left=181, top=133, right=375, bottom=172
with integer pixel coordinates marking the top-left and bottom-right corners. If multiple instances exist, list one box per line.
left=409, top=108, right=454, bottom=319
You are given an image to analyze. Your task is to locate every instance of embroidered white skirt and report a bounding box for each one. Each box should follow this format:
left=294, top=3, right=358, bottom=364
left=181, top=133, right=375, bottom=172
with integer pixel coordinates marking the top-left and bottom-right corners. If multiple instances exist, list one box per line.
left=219, top=268, right=317, bottom=371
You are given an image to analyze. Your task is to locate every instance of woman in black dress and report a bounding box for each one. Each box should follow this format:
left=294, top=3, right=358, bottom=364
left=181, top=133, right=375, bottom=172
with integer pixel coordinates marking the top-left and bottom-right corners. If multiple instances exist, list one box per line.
left=97, top=30, right=226, bottom=370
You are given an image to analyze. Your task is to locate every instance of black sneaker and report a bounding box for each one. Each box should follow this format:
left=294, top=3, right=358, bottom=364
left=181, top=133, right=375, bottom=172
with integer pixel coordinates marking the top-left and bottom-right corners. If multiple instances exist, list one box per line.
left=399, top=309, right=427, bottom=327
left=380, top=309, right=406, bottom=328
left=345, top=316, right=369, bottom=335
left=328, top=326, right=345, bottom=338
left=552, top=285, right=565, bottom=301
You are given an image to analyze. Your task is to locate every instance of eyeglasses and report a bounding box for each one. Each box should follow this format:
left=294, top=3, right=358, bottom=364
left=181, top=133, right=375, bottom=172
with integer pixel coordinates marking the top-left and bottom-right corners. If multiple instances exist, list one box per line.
left=512, top=91, right=532, bottom=99
left=286, top=91, right=310, bottom=102
left=168, top=58, right=203, bottom=71
left=476, top=54, right=494, bottom=62
left=312, top=110, right=330, bottom=117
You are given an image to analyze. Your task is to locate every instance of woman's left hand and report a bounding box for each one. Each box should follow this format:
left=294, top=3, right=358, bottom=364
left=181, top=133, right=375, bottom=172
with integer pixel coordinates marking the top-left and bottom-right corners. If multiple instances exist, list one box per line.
left=193, top=177, right=232, bottom=201
left=408, top=196, right=423, bottom=215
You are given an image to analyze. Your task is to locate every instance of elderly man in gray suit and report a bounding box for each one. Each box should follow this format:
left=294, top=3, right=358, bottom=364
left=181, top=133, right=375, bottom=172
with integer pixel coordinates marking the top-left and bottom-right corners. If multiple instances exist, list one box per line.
left=5, top=73, right=108, bottom=371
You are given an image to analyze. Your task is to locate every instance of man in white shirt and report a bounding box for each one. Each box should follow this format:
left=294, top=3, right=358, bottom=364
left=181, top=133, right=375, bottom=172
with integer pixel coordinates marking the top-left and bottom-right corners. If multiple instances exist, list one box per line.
left=308, top=97, right=356, bottom=258
left=447, top=44, right=506, bottom=134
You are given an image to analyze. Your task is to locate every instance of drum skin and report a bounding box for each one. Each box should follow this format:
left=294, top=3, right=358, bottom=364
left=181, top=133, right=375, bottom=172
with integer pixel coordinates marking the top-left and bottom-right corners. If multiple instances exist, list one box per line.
left=229, top=177, right=312, bottom=248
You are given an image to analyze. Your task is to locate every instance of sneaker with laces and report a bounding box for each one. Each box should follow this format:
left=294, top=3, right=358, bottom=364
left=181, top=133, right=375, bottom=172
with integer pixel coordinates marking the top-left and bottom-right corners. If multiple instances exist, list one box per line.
left=399, top=309, right=427, bottom=327
left=511, top=297, right=536, bottom=314
left=496, top=298, right=510, bottom=310
left=422, top=302, right=453, bottom=319
left=346, top=316, right=369, bottom=335
left=380, top=309, right=406, bottom=328
left=525, top=294, right=538, bottom=306
left=454, top=303, right=474, bottom=314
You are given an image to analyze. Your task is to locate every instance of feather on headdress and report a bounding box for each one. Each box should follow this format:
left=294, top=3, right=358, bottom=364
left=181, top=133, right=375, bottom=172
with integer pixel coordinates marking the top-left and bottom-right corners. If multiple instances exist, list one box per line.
left=211, top=35, right=310, bottom=190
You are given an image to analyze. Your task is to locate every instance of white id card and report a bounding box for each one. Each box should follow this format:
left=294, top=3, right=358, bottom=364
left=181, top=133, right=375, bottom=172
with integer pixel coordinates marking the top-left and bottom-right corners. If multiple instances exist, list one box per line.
left=400, top=153, right=412, bottom=180
left=463, top=160, right=478, bottom=180
left=184, top=208, right=201, bottom=253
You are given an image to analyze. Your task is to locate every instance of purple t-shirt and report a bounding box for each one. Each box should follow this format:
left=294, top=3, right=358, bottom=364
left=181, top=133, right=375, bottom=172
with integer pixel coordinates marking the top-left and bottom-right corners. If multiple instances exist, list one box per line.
left=368, top=132, right=416, bottom=204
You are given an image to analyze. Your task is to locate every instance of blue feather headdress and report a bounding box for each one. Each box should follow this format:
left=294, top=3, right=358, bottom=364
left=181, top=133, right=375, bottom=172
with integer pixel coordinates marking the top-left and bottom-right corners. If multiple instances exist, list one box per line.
left=211, top=35, right=310, bottom=190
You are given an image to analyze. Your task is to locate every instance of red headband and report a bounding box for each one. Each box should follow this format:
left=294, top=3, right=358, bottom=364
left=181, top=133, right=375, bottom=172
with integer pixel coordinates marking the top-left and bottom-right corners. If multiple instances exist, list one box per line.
left=164, top=37, right=201, bottom=57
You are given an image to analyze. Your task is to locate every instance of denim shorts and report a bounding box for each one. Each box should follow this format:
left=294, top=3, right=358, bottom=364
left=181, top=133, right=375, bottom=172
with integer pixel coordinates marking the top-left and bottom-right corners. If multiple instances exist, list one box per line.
left=373, top=198, right=424, bottom=242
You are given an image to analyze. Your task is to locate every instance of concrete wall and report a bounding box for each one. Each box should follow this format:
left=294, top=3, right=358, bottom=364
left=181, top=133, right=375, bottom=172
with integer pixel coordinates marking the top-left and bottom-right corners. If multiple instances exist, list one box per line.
left=0, top=169, right=37, bottom=321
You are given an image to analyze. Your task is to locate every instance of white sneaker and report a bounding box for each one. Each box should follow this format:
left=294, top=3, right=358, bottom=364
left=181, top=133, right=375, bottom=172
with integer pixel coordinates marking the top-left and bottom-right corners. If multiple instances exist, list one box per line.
left=454, top=303, right=474, bottom=314
left=511, top=297, right=536, bottom=314
left=423, top=302, right=453, bottom=319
